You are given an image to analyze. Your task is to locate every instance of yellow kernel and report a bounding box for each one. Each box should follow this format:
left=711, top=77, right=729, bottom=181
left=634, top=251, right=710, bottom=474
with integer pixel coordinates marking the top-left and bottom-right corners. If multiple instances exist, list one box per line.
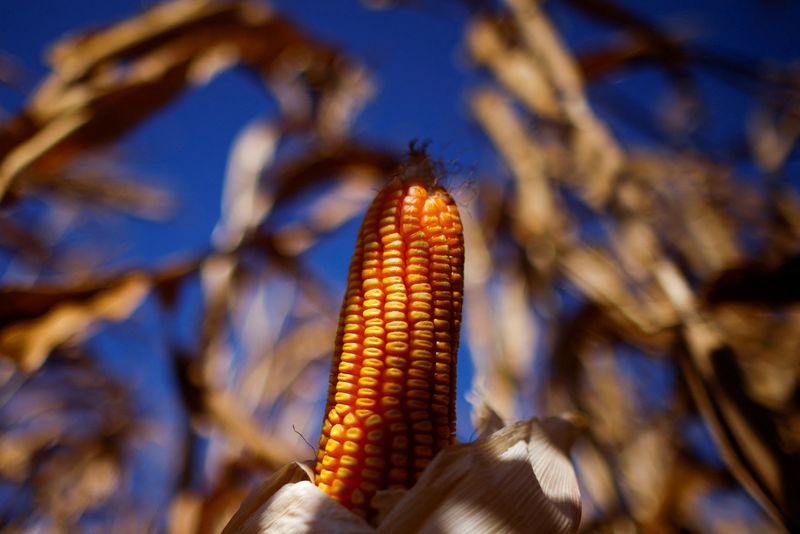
left=387, top=321, right=409, bottom=331
left=336, top=382, right=356, bottom=392
left=339, top=362, right=357, bottom=372
left=343, top=413, right=358, bottom=426
left=322, top=456, right=337, bottom=468
left=363, top=279, right=380, bottom=290
left=386, top=341, right=409, bottom=354
left=335, top=392, right=355, bottom=403
left=340, top=455, right=358, bottom=467
left=343, top=441, right=360, bottom=453
left=340, top=352, right=357, bottom=362
left=330, top=424, right=345, bottom=440
left=364, top=289, right=384, bottom=299
left=364, top=336, right=383, bottom=347
left=387, top=331, right=409, bottom=341
left=319, top=469, right=335, bottom=484
left=361, top=367, right=381, bottom=378
left=358, top=377, right=378, bottom=387
left=383, top=266, right=404, bottom=276
left=412, top=339, right=433, bottom=349
left=381, top=396, right=401, bottom=407
left=385, top=368, right=404, bottom=379
left=363, top=415, right=382, bottom=428
left=383, top=382, right=403, bottom=395
left=364, top=326, right=385, bottom=336
left=411, top=349, right=432, bottom=359
left=356, top=398, right=377, bottom=408
left=381, top=232, right=402, bottom=244
left=386, top=357, right=407, bottom=368
left=356, top=409, right=373, bottom=418
left=325, top=439, right=341, bottom=454
left=345, top=428, right=364, bottom=440
left=337, top=467, right=355, bottom=479
left=331, top=479, right=348, bottom=495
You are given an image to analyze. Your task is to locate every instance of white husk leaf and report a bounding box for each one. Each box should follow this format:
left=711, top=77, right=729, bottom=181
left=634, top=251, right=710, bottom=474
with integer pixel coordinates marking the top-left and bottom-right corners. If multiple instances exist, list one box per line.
left=222, top=418, right=582, bottom=534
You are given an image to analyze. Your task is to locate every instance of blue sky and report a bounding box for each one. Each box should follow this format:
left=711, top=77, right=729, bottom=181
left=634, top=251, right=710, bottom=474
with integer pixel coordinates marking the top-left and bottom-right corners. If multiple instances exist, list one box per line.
left=1, top=1, right=799, bottom=521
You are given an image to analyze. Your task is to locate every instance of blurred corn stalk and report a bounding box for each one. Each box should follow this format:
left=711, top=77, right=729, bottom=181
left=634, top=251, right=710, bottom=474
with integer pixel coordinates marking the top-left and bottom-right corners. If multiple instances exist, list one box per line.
left=0, top=1, right=399, bottom=532
left=465, top=0, right=800, bottom=532
left=1, top=0, right=799, bottom=532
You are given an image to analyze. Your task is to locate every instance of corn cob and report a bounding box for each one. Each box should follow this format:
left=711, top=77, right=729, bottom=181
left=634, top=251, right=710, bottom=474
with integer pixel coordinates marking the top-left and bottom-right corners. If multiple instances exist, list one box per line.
left=315, top=164, right=464, bottom=519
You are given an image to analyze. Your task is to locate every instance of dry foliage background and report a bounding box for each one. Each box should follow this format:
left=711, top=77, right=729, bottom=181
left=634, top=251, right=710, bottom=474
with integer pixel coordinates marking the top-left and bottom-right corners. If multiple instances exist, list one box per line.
left=1, top=0, right=799, bottom=532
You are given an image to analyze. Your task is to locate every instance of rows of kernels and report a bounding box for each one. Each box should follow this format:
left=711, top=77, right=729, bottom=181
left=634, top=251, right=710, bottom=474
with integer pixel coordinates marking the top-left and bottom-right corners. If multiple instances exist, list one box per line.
left=315, top=178, right=463, bottom=519
left=444, top=200, right=464, bottom=437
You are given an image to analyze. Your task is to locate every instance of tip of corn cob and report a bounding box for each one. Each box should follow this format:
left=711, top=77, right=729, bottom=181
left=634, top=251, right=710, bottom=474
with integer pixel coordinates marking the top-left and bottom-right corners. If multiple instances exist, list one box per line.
left=315, top=151, right=464, bottom=520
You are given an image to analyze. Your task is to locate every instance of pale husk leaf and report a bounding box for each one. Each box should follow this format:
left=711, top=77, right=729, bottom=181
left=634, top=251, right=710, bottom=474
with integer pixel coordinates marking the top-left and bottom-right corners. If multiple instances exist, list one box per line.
left=221, top=461, right=373, bottom=534
left=222, top=418, right=581, bottom=533
left=377, top=417, right=581, bottom=534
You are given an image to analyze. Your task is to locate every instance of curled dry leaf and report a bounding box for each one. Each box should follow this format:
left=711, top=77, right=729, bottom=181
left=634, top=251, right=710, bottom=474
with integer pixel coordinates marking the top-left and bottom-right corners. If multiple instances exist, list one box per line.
left=0, top=274, right=149, bottom=372
left=222, top=417, right=581, bottom=534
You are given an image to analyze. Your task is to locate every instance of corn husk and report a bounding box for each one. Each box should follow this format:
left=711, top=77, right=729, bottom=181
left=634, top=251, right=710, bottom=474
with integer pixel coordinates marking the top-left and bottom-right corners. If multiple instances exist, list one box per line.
left=222, top=416, right=581, bottom=534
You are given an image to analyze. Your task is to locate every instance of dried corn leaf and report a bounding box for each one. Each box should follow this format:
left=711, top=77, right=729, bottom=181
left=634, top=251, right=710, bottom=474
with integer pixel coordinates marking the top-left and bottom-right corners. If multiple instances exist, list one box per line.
left=213, top=120, right=280, bottom=250
left=467, top=18, right=561, bottom=120
left=748, top=103, right=800, bottom=173
left=0, top=0, right=363, bottom=204
left=0, top=274, right=149, bottom=371
left=656, top=261, right=800, bottom=529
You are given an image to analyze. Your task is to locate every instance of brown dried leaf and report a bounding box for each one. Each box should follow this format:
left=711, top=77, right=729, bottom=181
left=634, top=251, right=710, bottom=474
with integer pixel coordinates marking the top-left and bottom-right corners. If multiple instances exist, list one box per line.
left=0, top=274, right=149, bottom=371
left=0, top=0, right=366, bottom=204
left=467, top=18, right=562, bottom=120
left=213, top=120, right=280, bottom=250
